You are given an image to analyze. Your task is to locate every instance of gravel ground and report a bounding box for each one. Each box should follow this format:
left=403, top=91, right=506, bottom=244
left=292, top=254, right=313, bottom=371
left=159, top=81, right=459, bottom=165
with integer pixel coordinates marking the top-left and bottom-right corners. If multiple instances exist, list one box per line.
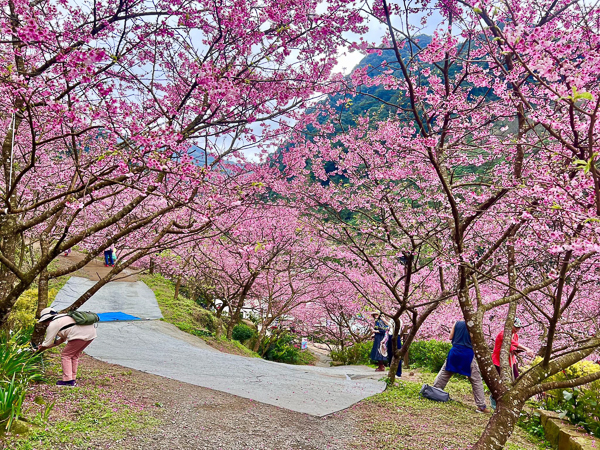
left=77, top=357, right=357, bottom=450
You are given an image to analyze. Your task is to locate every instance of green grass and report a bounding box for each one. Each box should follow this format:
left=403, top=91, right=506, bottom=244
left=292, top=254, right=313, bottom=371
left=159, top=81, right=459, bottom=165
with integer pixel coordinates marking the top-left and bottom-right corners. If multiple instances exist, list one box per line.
left=355, top=379, right=549, bottom=450
left=416, top=370, right=475, bottom=398
left=203, top=335, right=260, bottom=358
left=141, top=274, right=220, bottom=334
left=5, top=388, right=158, bottom=449
left=140, top=274, right=259, bottom=358
left=3, top=354, right=158, bottom=450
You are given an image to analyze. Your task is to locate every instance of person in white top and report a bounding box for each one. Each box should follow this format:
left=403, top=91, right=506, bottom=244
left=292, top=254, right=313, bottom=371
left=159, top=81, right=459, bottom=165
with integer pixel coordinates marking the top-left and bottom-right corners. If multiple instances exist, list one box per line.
left=36, top=307, right=97, bottom=386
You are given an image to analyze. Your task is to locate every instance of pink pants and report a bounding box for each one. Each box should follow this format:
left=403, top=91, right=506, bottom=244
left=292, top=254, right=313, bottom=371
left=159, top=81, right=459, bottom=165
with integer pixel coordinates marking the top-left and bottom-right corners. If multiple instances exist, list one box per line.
left=61, top=339, right=93, bottom=381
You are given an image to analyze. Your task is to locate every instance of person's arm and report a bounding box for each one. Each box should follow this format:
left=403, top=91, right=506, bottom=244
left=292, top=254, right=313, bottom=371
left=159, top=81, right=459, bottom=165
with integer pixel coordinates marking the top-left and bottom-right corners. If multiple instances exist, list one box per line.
left=516, top=343, right=534, bottom=356
left=511, top=334, right=534, bottom=356
left=37, top=323, right=63, bottom=352
left=449, top=323, right=456, bottom=341
left=37, top=340, right=57, bottom=352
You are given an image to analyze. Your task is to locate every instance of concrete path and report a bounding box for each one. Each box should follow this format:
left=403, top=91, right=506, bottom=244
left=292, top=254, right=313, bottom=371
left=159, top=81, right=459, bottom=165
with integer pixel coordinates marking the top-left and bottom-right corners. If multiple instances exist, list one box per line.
left=52, top=276, right=163, bottom=319
left=52, top=277, right=385, bottom=416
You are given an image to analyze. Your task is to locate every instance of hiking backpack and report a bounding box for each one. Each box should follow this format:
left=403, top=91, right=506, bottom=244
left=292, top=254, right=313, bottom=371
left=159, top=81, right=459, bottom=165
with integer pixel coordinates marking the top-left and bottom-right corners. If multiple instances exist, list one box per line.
left=57, top=311, right=100, bottom=332
left=419, top=383, right=450, bottom=402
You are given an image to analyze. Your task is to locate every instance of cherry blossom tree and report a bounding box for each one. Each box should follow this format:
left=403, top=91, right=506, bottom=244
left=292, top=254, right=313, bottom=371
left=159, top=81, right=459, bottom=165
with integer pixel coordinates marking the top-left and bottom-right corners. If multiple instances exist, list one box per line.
left=291, top=276, right=374, bottom=351
left=275, top=0, right=600, bottom=446
left=274, top=117, right=456, bottom=382
left=0, top=0, right=366, bottom=326
left=162, top=205, right=320, bottom=340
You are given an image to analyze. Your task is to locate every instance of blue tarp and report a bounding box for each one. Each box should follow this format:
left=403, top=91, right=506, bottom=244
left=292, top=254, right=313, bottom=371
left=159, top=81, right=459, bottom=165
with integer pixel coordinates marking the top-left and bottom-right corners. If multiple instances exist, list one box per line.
left=98, top=312, right=141, bottom=322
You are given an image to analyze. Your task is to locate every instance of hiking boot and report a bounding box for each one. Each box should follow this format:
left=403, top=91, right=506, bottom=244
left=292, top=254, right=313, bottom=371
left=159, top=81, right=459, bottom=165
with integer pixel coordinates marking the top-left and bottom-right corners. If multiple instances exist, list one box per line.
left=56, top=380, right=75, bottom=386
left=477, top=407, right=492, bottom=414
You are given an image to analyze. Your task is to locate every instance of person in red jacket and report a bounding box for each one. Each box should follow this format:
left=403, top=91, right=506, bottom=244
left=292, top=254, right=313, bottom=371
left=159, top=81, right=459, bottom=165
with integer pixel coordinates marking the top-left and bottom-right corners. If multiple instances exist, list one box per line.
left=491, top=317, right=534, bottom=380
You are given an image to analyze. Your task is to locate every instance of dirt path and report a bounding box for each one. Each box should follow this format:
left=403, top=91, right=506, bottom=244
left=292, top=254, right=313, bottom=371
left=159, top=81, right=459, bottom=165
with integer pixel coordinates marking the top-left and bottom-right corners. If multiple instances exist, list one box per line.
left=307, top=343, right=333, bottom=368
left=27, top=355, right=359, bottom=450
left=56, top=251, right=139, bottom=282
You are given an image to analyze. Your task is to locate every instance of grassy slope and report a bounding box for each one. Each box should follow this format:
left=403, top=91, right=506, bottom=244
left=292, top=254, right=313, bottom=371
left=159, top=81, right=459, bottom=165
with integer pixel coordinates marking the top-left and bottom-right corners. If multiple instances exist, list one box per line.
left=140, top=274, right=258, bottom=358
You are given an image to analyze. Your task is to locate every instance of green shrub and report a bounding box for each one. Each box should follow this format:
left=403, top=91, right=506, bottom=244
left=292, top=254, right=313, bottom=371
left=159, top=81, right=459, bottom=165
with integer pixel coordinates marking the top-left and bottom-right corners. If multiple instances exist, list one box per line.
left=0, top=330, right=44, bottom=383
left=554, top=389, right=600, bottom=437
left=517, top=410, right=546, bottom=440
left=0, top=375, right=26, bottom=431
left=330, top=341, right=372, bottom=365
left=408, top=339, right=451, bottom=373
left=0, top=330, right=44, bottom=432
left=532, top=357, right=600, bottom=400
left=534, top=358, right=600, bottom=437
left=259, top=331, right=309, bottom=365
left=232, top=323, right=255, bottom=342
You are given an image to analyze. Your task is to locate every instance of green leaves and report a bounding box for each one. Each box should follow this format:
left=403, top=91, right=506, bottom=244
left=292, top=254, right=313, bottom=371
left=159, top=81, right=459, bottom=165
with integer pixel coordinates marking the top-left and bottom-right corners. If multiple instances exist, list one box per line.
left=573, top=152, right=598, bottom=174
left=555, top=388, right=600, bottom=437
left=0, top=330, right=44, bottom=432
left=561, top=86, right=595, bottom=103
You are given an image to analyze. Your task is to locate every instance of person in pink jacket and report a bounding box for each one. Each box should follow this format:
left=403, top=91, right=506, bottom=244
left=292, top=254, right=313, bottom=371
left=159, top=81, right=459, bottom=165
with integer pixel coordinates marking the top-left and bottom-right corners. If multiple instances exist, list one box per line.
left=36, top=308, right=97, bottom=386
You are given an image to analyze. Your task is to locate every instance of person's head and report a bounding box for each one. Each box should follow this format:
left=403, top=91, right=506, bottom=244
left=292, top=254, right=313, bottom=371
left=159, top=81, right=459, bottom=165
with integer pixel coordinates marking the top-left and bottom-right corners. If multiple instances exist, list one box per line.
left=38, top=307, right=58, bottom=323
left=512, top=317, right=523, bottom=333
left=371, top=312, right=380, bottom=320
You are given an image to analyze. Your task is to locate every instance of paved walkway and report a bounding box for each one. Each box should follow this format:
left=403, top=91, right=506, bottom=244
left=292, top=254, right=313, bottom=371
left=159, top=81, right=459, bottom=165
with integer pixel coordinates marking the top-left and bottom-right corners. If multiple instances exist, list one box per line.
left=53, top=276, right=162, bottom=319
left=52, top=277, right=385, bottom=416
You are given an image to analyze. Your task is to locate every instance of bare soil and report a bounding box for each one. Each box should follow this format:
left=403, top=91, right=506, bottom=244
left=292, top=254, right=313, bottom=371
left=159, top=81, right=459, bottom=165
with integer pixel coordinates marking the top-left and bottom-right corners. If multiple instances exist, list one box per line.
left=55, top=251, right=140, bottom=282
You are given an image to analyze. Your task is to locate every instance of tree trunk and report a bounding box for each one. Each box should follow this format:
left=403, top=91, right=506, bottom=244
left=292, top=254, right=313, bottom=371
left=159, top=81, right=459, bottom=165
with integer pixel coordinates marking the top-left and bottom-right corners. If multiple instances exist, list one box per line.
left=253, top=324, right=269, bottom=353
left=226, top=306, right=243, bottom=340
left=0, top=219, right=20, bottom=325
left=472, top=396, right=525, bottom=450
left=388, top=353, right=401, bottom=382
left=226, top=316, right=236, bottom=340
left=174, top=276, right=181, bottom=301
left=402, top=332, right=410, bottom=368
left=31, top=269, right=49, bottom=345
left=214, top=307, right=224, bottom=339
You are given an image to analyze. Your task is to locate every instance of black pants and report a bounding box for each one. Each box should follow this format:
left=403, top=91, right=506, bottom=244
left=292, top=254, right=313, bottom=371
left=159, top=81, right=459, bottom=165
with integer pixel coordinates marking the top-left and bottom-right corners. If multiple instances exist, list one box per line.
left=494, top=363, right=518, bottom=380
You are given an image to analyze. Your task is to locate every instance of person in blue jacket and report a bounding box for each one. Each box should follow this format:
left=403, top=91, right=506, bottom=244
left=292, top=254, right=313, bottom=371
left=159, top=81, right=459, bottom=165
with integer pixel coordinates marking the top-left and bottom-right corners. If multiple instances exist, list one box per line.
left=433, top=320, right=490, bottom=413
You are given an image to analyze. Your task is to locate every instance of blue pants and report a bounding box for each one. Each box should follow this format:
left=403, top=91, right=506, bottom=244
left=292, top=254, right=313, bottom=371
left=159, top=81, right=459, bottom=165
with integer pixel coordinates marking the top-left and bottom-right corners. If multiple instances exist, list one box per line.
left=104, top=250, right=114, bottom=265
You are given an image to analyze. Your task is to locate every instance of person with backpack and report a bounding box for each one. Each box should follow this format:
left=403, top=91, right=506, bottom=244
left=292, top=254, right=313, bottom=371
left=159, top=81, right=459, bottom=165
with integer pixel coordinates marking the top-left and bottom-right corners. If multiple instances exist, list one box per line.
left=432, top=320, right=490, bottom=413
left=36, top=307, right=98, bottom=386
